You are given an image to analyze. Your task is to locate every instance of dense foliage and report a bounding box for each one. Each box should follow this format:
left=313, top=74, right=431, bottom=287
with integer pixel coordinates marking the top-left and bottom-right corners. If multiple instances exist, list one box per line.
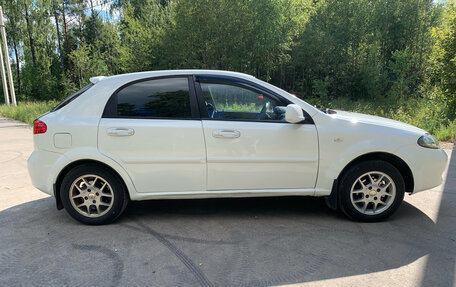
left=0, top=0, right=455, bottom=140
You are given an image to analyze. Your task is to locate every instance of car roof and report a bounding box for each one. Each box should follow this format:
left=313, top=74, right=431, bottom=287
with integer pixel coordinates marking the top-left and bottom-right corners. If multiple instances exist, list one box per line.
left=91, top=70, right=257, bottom=85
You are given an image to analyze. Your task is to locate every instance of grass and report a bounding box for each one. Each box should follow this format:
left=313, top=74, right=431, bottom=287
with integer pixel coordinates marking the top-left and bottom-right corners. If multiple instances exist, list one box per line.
left=0, top=97, right=454, bottom=142
left=0, top=101, right=58, bottom=124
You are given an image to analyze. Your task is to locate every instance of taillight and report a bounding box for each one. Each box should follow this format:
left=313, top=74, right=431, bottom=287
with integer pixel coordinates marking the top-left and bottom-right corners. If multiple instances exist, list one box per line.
left=33, top=119, right=47, bottom=134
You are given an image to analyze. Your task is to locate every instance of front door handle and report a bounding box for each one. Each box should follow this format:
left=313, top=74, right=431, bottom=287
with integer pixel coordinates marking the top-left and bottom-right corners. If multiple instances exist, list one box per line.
left=212, top=129, right=241, bottom=139
left=107, top=128, right=135, bottom=136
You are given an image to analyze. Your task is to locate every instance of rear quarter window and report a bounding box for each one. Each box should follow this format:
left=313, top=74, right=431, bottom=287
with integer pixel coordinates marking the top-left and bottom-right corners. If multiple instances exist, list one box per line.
left=51, top=83, right=94, bottom=112
left=114, top=77, right=192, bottom=118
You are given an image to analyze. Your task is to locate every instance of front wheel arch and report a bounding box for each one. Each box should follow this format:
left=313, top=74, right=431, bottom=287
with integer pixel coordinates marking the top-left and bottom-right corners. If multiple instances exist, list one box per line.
left=338, top=160, right=405, bottom=221
left=337, top=152, right=414, bottom=194
left=326, top=152, right=414, bottom=211
left=54, top=159, right=130, bottom=210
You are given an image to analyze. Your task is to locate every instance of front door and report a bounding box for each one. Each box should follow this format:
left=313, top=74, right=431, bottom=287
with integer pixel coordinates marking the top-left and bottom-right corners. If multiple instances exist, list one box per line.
left=195, top=76, right=319, bottom=191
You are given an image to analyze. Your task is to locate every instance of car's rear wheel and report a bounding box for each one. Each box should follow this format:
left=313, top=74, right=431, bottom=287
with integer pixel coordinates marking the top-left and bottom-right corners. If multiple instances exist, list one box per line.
left=339, top=160, right=405, bottom=222
left=60, top=164, right=128, bottom=225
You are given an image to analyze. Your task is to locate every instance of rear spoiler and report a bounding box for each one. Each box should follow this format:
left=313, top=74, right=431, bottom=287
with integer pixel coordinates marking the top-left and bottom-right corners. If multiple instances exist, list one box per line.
left=89, top=76, right=106, bottom=84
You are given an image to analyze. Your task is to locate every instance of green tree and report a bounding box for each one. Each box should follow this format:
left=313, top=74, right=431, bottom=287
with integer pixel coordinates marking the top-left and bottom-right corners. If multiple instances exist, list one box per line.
left=431, top=2, right=456, bottom=119
left=117, top=0, right=168, bottom=72
left=69, top=41, right=108, bottom=88
left=290, top=0, right=437, bottom=101
left=161, top=0, right=311, bottom=81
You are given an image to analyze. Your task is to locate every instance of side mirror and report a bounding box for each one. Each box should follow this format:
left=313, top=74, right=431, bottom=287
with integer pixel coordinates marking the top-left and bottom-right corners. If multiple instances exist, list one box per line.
left=285, top=104, right=305, bottom=123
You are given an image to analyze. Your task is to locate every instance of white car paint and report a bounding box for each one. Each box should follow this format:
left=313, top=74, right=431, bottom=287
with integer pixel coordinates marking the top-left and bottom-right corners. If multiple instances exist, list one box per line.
left=28, top=70, right=448, bottom=204
left=201, top=120, right=318, bottom=191
left=98, top=118, right=207, bottom=193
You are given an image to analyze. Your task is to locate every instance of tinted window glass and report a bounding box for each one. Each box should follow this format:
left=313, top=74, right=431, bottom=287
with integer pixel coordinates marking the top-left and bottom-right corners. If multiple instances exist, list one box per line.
left=116, top=77, right=191, bottom=118
left=52, top=83, right=94, bottom=112
left=200, top=82, right=288, bottom=121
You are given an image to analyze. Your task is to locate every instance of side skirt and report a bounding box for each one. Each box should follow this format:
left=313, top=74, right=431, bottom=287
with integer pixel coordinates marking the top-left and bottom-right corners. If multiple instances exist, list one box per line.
left=129, top=188, right=319, bottom=201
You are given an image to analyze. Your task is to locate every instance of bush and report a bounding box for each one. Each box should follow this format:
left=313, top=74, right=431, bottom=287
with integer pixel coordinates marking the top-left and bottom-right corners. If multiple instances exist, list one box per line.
left=0, top=101, right=58, bottom=124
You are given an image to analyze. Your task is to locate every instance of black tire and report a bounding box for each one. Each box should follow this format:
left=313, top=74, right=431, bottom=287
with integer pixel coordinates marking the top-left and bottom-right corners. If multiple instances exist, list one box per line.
left=60, top=164, right=129, bottom=225
left=339, top=160, right=405, bottom=222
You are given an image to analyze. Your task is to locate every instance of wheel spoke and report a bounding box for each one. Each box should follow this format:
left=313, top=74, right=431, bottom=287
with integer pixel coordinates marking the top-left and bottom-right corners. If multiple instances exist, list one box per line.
left=358, top=179, right=366, bottom=189
left=361, top=202, right=367, bottom=212
left=72, top=194, right=84, bottom=199
left=367, top=174, right=374, bottom=185
left=383, top=182, right=392, bottom=190
left=373, top=202, right=378, bottom=212
left=100, top=182, right=107, bottom=192
left=82, top=178, right=90, bottom=187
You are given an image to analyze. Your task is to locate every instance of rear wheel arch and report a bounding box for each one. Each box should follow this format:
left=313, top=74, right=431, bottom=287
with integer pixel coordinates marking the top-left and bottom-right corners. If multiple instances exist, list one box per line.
left=55, top=159, right=130, bottom=210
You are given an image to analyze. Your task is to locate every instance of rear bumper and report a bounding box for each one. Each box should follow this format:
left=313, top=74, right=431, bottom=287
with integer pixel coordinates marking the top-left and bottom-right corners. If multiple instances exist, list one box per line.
left=27, top=150, right=61, bottom=195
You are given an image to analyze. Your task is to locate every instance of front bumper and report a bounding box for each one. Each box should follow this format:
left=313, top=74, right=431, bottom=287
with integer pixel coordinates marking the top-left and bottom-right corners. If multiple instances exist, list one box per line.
left=396, top=145, right=449, bottom=194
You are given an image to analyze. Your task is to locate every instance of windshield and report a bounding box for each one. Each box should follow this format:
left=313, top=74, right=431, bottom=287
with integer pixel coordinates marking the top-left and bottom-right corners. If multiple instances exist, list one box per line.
left=51, top=83, right=94, bottom=112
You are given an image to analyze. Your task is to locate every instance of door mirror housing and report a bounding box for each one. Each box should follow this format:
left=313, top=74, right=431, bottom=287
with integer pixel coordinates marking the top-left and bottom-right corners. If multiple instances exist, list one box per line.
left=285, top=104, right=305, bottom=123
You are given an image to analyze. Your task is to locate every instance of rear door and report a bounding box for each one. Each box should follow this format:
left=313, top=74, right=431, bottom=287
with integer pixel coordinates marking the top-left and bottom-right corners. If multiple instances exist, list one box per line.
left=98, top=76, right=206, bottom=193
left=194, top=76, right=319, bottom=191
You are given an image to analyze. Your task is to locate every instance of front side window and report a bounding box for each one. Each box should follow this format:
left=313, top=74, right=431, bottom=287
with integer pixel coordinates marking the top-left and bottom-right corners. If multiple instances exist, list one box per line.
left=200, top=82, right=288, bottom=121
left=116, top=77, right=192, bottom=118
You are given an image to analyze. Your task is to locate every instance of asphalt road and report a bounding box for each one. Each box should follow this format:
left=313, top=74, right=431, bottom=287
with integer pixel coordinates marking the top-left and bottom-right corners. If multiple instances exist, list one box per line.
left=0, top=116, right=455, bottom=287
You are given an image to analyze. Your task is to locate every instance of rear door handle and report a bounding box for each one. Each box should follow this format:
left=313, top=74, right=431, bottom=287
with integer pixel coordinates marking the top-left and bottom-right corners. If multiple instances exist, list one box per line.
left=212, top=129, right=241, bottom=139
left=107, top=128, right=135, bottom=136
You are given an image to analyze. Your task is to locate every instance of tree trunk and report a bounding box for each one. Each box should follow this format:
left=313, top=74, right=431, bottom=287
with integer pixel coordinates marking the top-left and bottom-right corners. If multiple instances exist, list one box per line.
left=12, top=37, right=20, bottom=94
left=62, top=2, right=71, bottom=71
left=89, top=0, right=100, bottom=55
left=53, top=0, right=64, bottom=69
left=23, top=2, right=36, bottom=67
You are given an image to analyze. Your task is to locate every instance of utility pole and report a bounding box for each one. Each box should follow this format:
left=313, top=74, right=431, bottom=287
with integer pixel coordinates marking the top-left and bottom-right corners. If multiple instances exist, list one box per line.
left=0, top=6, right=15, bottom=106
left=0, top=29, right=8, bottom=107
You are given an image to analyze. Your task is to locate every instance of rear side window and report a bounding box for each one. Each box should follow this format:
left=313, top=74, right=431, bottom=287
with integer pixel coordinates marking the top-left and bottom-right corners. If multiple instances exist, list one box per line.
left=116, top=77, right=192, bottom=118
left=51, top=83, right=94, bottom=112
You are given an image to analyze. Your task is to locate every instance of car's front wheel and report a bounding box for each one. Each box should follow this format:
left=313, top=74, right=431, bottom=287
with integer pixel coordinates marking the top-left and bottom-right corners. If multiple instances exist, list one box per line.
left=339, top=160, right=405, bottom=222
left=60, top=164, right=128, bottom=225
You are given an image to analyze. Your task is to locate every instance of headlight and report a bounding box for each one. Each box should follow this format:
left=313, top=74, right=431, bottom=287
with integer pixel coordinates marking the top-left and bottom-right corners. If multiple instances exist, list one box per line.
left=417, top=134, right=439, bottom=149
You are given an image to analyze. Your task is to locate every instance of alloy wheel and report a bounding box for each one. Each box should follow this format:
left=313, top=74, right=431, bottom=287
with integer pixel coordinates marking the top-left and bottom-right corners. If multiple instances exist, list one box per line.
left=69, top=174, right=114, bottom=218
left=350, top=171, right=396, bottom=215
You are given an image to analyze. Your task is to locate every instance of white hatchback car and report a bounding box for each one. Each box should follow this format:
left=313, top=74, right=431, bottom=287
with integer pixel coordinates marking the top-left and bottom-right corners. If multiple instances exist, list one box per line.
left=28, top=70, right=448, bottom=224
